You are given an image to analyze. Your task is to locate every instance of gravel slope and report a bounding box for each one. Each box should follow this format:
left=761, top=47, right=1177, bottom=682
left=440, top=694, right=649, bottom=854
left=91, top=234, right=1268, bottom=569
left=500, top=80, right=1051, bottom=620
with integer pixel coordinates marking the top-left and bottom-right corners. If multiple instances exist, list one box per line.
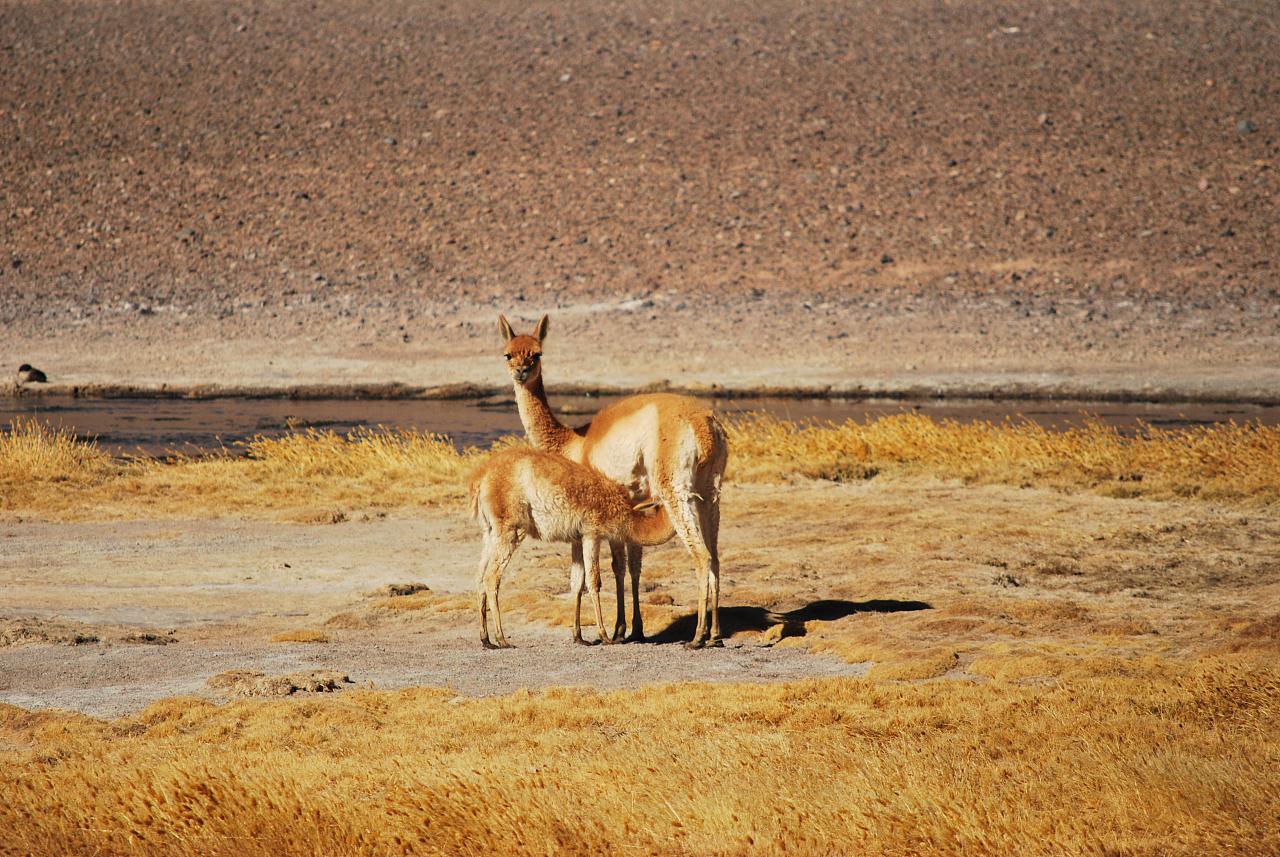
left=1, top=0, right=1277, bottom=394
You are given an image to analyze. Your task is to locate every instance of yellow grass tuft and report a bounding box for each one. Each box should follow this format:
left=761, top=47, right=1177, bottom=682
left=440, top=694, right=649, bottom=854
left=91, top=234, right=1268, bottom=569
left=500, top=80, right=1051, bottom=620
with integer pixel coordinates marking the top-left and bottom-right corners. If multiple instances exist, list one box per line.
left=0, top=422, right=477, bottom=519
left=1, top=661, right=1276, bottom=856
left=369, top=591, right=472, bottom=613
left=2, top=413, right=1278, bottom=520
left=268, top=629, right=329, bottom=644
left=0, top=418, right=115, bottom=485
left=724, top=412, right=1280, bottom=502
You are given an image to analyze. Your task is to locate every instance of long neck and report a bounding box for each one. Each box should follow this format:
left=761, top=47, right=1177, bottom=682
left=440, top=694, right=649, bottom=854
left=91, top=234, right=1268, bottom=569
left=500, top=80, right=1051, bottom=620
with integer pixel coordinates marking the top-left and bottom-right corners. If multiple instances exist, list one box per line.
left=627, top=507, right=675, bottom=547
left=514, top=375, right=575, bottom=453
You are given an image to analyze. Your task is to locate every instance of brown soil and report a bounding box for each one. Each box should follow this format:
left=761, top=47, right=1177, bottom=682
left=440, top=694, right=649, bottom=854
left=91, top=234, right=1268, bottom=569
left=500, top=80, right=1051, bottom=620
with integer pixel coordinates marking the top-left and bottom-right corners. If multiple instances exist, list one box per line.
left=2, top=478, right=1276, bottom=718
left=2, top=1, right=1278, bottom=397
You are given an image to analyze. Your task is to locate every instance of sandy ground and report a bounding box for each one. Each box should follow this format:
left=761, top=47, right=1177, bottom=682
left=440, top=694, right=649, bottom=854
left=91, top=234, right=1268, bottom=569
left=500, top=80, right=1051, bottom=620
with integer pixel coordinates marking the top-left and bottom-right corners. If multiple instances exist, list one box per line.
left=3, top=478, right=1276, bottom=718
left=2, top=0, right=1279, bottom=399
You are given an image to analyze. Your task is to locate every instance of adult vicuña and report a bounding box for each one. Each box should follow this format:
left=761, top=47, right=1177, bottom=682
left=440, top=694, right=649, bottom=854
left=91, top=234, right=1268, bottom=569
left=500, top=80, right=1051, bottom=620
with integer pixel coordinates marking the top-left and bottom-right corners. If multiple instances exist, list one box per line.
left=498, top=314, right=730, bottom=648
left=470, top=447, right=675, bottom=649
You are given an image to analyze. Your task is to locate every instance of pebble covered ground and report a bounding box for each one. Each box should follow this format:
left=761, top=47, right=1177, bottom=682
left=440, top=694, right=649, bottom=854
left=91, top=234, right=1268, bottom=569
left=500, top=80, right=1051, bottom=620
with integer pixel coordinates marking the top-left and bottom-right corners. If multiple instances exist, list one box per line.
left=1, top=0, right=1277, bottom=393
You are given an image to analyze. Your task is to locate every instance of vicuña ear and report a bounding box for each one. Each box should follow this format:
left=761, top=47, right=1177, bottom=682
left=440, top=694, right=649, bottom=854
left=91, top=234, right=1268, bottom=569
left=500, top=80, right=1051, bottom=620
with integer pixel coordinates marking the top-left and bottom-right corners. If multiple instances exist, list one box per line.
left=498, top=314, right=516, bottom=342
left=534, top=314, right=550, bottom=342
left=632, top=499, right=661, bottom=514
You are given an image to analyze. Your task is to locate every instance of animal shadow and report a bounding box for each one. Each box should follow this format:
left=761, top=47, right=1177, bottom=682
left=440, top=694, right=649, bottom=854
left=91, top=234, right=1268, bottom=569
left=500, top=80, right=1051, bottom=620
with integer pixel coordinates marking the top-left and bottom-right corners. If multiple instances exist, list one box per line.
left=648, top=598, right=931, bottom=644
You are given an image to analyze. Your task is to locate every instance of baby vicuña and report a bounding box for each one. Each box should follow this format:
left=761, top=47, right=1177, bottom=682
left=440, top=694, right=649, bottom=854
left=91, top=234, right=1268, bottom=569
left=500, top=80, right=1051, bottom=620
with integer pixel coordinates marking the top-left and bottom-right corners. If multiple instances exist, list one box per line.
left=470, top=447, right=675, bottom=648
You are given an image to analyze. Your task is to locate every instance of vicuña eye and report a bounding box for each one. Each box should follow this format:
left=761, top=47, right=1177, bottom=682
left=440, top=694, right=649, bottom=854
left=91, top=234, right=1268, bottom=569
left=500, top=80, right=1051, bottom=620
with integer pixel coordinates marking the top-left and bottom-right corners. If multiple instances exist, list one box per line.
left=504, top=354, right=512, bottom=361
left=532, top=354, right=541, bottom=361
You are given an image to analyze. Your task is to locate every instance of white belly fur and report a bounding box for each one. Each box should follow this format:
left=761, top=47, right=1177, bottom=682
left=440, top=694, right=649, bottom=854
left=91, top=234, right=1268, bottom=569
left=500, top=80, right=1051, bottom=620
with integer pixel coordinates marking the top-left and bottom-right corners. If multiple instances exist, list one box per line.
left=582, top=405, right=659, bottom=500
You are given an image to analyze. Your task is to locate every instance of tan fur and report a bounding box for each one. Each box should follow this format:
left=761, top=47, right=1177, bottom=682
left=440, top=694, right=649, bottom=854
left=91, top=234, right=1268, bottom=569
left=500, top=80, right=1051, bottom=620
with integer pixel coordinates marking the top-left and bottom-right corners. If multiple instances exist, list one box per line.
left=498, top=314, right=730, bottom=647
left=470, top=447, right=674, bottom=648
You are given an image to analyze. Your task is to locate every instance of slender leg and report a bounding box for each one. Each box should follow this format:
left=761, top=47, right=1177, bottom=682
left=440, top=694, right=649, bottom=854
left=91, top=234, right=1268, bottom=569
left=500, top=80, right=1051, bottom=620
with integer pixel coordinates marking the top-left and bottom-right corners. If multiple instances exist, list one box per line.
left=483, top=531, right=521, bottom=649
left=476, top=533, right=498, bottom=649
left=609, top=540, right=627, bottom=641
left=692, top=551, right=711, bottom=649
left=570, top=540, right=591, bottom=646
left=701, top=495, right=723, bottom=647
left=625, top=544, right=645, bottom=642
left=586, top=537, right=615, bottom=644
left=666, top=492, right=713, bottom=649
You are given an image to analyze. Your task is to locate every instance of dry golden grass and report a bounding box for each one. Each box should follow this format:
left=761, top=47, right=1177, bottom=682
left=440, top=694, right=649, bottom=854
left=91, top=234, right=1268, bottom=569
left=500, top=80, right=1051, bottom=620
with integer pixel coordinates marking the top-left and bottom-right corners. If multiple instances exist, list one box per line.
left=2, top=658, right=1276, bottom=856
left=2, top=412, right=1278, bottom=521
left=725, top=413, right=1280, bottom=502
left=267, top=630, right=329, bottom=644
left=0, top=418, right=115, bottom=484
left=0, top=420, right=474, bottom=519
left=3, top=418, right=1277, bottom=854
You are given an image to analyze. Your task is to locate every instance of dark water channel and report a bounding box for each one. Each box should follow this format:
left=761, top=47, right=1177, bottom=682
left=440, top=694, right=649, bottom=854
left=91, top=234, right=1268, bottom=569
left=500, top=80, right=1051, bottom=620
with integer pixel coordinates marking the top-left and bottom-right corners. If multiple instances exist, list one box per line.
left=2, top=395, right=1277, bottom=456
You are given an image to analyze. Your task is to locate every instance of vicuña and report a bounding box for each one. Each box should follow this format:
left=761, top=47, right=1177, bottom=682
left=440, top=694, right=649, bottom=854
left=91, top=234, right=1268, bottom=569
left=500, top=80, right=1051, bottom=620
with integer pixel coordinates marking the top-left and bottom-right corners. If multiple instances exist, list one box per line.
left=470, top=447, right=675, bottom=648
left=497, top=314, right=729, bottom=648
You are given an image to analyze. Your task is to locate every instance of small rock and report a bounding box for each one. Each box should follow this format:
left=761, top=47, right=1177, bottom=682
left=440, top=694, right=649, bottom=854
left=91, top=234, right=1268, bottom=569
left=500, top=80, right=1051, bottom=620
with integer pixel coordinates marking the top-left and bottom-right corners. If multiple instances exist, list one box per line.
left=383, top=137, right=397, bottom=146
left=880, top=253, right=894, bottom=265
left=366, top=582, right=431, bottom=598
left=1237, top=119, right=1257, bottom=134
left=208, top=669, right=350, bottom=697
left=123, top=632, right=177, bottom=645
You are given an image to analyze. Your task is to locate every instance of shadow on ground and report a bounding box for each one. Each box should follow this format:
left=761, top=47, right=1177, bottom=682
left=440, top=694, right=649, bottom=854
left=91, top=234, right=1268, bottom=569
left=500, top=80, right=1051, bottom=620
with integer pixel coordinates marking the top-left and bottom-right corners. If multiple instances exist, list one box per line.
left=649, top=598, right=931, bottom=644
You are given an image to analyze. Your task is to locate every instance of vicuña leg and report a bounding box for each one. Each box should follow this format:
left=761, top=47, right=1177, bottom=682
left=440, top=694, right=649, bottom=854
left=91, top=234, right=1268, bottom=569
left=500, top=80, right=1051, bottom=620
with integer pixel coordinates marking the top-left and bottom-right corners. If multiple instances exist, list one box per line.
left=699, top=493, right=723, bottom=646
left=570, top=540, right=591, bottom=646
left=609, top=539, right=628, bottom=641
left=476, top=534, right=496, bottom=648
left=478, top=530, right=521, bottom=649
left=625, top=544, right=645, bottom=642
left=666, top=491, right=714, bottom=649
left=584, top=536, right=615, bottom=644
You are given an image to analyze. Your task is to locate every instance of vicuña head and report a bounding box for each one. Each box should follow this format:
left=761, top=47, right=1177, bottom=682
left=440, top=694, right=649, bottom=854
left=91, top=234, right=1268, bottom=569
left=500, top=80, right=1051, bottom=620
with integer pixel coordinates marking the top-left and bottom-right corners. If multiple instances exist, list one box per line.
left=498, top=313, right=548, bottom=387
left=625, top=499, right=676, bottom=547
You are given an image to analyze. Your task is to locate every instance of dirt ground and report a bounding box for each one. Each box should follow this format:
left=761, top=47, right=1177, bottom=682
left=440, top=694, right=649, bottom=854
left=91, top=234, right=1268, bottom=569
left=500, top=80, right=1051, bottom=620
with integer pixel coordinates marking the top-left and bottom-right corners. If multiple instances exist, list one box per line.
left=2, top=0, right=1279, bottom=398
left=3, top=477, right=1276, bottom=718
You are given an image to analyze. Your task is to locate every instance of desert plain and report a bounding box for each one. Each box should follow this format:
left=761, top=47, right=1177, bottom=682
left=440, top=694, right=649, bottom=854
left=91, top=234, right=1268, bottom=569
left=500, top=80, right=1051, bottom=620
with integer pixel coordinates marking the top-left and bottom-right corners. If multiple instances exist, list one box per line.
left=1, top=0, right=1279, bottom=855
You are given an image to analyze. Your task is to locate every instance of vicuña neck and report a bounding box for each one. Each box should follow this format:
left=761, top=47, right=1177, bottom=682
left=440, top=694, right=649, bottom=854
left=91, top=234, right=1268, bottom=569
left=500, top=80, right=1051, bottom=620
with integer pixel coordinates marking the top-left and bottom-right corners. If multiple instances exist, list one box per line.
left=514, top=375, right=575, bottom=452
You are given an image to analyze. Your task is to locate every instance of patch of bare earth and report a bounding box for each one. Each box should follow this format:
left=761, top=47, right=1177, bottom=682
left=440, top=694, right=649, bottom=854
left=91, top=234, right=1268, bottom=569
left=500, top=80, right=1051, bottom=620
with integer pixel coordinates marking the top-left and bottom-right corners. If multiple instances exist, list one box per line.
left=1, top=478, right=1275, bottom=717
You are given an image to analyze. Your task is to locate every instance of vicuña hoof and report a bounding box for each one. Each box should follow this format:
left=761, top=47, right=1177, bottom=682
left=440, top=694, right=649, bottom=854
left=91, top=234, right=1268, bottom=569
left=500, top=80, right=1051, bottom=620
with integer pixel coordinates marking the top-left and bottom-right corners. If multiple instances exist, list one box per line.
left=706, top=638, right=725, bottom=648
left=573, top=635, right=595, bottom=646
left=685, top=639, right=706, bottom=650
left=625, top=630, right=646, bottom=644
left=481, top=639, right=501, bottom=650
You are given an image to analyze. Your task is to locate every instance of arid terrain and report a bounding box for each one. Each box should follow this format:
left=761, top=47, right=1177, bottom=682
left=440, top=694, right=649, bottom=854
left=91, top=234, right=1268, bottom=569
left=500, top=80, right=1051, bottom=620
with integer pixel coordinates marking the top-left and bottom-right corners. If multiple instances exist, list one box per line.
left=3, top=1, right=1279, bottom=854
left=2, top=0, right=1278, bottom=396
left=1, top=415, right=1278, bottom=853
left=2, top=476, right=1277, bottom=719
